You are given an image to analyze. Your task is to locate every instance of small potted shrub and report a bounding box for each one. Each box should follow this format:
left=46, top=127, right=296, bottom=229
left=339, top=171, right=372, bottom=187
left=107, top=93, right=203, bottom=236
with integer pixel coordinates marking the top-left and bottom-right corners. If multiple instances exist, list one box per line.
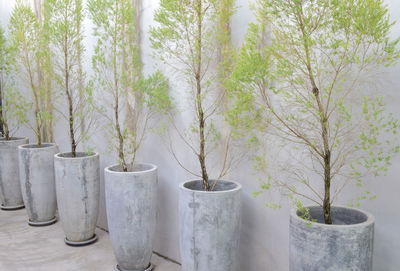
left=10, top=0, right=58, bottom=226
left=151, top=0, right=242, bottom=270
left=227, top=0, right=400, bottom=270
left=0, top=25, right=29, bottom=211
left=46, top=0, right=99, bottom=246
left=88, top=0, right=171, bottom=269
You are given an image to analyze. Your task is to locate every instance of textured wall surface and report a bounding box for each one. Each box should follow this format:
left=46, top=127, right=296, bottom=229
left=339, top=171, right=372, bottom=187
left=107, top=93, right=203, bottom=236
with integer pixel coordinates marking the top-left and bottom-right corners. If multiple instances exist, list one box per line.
left=1, top=0, right=400, bottom=270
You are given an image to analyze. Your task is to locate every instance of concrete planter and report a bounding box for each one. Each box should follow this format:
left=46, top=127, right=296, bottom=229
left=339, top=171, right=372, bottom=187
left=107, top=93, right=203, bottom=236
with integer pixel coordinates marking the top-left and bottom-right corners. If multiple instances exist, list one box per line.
left=54, top=152, right=100, bottom=246
left=179, top=179, right=242, bottom=271
left=0, top=137, right=29, bottom=210
left=18, top=143, right=59, bottom=226
left=290, top=206, right=375, bottom=271
left=105, top=163, right=158, bottom=271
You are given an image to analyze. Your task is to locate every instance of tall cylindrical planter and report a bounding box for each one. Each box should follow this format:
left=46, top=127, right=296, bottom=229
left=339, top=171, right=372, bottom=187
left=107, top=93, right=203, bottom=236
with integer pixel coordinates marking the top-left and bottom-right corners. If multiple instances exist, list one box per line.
left=290, top=206, right=375, bottom=271
left=105, top=163, right=158, bottom=271
left=0, top=137, right=29, bottom=210
left=54, top=152, right=100, bottom=246
left=18, top=143, right=59, bottom=226
left=179, top=180, right=242, bottom=271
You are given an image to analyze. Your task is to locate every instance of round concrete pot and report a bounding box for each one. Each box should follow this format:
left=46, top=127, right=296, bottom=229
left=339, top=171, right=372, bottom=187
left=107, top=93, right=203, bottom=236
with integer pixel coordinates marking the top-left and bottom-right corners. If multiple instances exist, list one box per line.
left=18, top=143, right=59, bottom=226
left=179, top=179, right=242, bottom=271
left=54, top=152, right=100, bottom=246
left=290, top=206, right=375, bottom=271
left=0, top=137, right=29, bottom=210
left=105, top=163, right=158, bottom=271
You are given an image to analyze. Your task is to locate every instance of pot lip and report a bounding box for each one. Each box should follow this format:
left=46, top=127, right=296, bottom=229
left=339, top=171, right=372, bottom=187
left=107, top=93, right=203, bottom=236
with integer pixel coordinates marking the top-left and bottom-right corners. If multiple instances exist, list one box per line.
left=0, top=136, right=28, bottom=143
left=18, top=142, right=58, bottom=150
left=291, top=205, right=375, bottom=228
left=54, top=151, right=99, bottom=160
left=179, top=179, right=242, bottom=194
left=104, top=163, right=157, bottom=175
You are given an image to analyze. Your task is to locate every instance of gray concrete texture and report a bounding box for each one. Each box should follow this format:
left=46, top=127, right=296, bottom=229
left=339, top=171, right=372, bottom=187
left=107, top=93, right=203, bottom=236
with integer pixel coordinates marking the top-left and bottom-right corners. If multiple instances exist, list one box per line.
left=289, top=206, right=374, bottom=271
left=18, top=143, right=59, bottom=225
left=0, top=137, right=29, bottom=209
left=105, top=164, right=158, bottom=271
left=54, top=152, right=100, bottom=243
left=0, top=209, right=181, bottom=271
left=2, top=1, right=400, bottom=270
left=179, top=180, right=242, bottom=271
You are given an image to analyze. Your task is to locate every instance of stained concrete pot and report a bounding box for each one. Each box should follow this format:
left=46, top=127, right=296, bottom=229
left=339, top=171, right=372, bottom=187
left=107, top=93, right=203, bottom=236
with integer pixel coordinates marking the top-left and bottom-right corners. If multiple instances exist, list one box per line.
left=290, top=206, right=375, bottom=271
left=18, top=143, right=59, bottom=226
left=179, top=179, right=242, bottom=271
left=0, top=137, right=28, bottom=210
left=54, top=152, right=100, bottom=246
left=105, top=163, right=158, bottom=271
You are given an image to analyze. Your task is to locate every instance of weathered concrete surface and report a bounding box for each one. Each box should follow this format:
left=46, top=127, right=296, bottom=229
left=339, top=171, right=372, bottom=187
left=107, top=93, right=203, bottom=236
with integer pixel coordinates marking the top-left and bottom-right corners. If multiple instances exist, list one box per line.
left=0, top=137, right=29, bottom=209
left=18, top=143, right=59, bottom=225
left=290, top=206, right=375, bottom=271
left=105, top=164, right=158, bottom=271
left=0, top=209, right=182, bottom=271
left=179, top=180, right=242, bottom=271
left=54, top=152, right=100, bottom=244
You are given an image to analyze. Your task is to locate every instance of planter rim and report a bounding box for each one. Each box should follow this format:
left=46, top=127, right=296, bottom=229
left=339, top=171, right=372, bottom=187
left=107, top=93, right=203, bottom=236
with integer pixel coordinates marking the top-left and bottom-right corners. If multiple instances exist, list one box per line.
left=291, top=205, right=375, bottom=228
left=104, top=163, right=157, bottom=175
left=54, top=151, right=99, bottom=160
left=179, top=179, right=242, bottom=194
left=18, top=143, right=57, bottom=150
left=0, top=137, right=28, bottom=143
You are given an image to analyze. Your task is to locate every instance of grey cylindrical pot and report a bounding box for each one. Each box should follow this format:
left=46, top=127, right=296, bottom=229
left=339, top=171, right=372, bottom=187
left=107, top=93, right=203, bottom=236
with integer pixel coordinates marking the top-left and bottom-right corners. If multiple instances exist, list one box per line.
left=54, top=152, right=100, bottom=246
left=18, top=143, right=59, bottom=226
left=105, top=163, right=158, bottom=271
left=0, top=137, right=29, bottom=210
left=179, top=179, right=242, bottom=271
left=290, top=206, right=374, bottom=271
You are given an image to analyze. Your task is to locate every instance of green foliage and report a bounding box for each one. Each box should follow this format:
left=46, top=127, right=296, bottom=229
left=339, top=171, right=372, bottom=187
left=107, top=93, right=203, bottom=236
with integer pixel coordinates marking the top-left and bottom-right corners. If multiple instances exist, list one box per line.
left=136, top=71, right=172, bottom=113
left=0, top=25, right=29, bottom=140
left=228, top=0, right=400, bottom=215
left=88, top=0, right=171, bottom=170
left=46, top=0, right=92, bottom=154
left=8, top=0, right=52, bottom=145
left=151, top=0, right=237, bottom=189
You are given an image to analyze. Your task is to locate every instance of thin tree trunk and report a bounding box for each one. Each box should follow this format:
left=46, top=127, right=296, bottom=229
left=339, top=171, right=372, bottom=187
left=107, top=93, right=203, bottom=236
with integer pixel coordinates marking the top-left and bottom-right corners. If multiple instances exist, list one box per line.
left=323, top=149, right=332, bottom=224
left=297, top=5, right=332, bottom=224
left=34, top=0, right=47, bottom=143
left=0, top=77, right=4, bottom=137
left=196, top=0, right=210, bottom=191
left=64, top=31, right=76, bottom=157
left=40, top=0, right=55, bottom=143
left=25, top=51, right=42, bottom=147
left=114, top=1, right=127, bottom=172
left=0, top=76, right=7, bottom=139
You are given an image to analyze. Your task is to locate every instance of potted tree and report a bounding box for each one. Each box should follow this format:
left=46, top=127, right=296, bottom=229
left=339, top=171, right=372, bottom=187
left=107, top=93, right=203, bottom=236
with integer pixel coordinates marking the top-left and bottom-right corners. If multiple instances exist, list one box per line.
left=151, top=1, right=242, bottom=270
left=88, top=0, right=171, bottom=269
left=0, top=25, right=29, bottom=211
left=227, top=0, right=400, bottom=270
left=46, top=0, right=98, bottom=245
left=9, top=0, right=59, bottom=226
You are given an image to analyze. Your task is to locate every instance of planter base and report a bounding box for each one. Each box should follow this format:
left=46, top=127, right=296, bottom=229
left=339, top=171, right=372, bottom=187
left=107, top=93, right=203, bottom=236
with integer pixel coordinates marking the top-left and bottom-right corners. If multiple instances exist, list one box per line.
left=28, top=217, right=57, bottom=227
left=115, top=263, right=153, bottom=271
left=64, top=234, right=97, bottom=247
left=1, top=203, right=25, bottom=211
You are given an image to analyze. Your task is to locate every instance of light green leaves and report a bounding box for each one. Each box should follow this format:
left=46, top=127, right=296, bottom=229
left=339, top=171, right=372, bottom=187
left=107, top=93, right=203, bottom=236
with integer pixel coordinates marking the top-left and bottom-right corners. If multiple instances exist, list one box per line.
left=88, top=0, right=172, bottom=168
left=8, top=0, right=52, bottom=144
left=228, top=0, right=400, bottom=210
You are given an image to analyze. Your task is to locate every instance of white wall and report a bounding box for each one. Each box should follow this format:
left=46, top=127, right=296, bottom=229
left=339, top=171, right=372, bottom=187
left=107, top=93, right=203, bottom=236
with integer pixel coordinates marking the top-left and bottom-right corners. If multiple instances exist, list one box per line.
left=1, top=0, right=400, bottom=270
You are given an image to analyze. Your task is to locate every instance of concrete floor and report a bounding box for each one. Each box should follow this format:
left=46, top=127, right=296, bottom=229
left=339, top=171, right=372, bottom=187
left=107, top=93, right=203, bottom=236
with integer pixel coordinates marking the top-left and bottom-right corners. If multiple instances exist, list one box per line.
left=0, top=209, right=181, bottom=271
